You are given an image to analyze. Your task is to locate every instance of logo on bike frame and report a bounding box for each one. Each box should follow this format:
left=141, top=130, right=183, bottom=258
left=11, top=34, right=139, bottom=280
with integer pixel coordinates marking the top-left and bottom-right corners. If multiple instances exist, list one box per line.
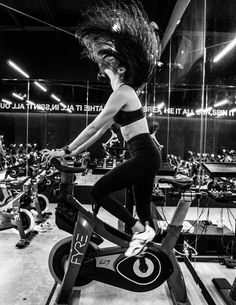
left=71, top=233, right=89, bottom=265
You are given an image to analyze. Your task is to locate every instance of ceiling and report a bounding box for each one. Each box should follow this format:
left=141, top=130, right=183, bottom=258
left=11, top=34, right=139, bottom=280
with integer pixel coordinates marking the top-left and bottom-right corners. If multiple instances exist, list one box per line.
left=1, top=0, right=235, bottom=89
left=0, top=0, right=176, bottom=35
left=0, top=0, right=177, bottom=81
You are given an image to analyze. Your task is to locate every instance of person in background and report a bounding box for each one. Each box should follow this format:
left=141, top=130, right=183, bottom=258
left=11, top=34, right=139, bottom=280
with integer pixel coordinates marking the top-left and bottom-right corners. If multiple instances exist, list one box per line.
left=149, top=121, right=164, bottom=151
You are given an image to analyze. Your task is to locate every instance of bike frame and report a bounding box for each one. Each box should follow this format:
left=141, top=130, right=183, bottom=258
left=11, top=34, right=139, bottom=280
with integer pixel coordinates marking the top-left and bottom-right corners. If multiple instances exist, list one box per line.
left=48, top=158, right=193, bottom=305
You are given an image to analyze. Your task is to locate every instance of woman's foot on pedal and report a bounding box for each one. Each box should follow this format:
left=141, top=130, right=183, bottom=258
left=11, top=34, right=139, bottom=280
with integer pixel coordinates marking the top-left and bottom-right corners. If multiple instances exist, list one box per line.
left=125, top=223, right=156, bottom=257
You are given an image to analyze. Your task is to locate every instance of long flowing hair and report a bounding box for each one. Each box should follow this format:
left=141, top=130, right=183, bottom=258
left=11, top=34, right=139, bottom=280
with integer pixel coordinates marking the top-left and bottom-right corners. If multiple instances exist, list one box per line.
left=76, top=0, right=160, bottom=90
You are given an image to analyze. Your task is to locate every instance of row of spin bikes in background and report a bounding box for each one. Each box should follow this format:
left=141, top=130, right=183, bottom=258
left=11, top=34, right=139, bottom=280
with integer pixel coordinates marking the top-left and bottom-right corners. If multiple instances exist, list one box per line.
left=0, top=144, right=62, bottom=249
left=0, top=142, right=93, bottom=249
left=1, top=141, right=236, bottom=249
left=167, top=149, right=236, bottom=190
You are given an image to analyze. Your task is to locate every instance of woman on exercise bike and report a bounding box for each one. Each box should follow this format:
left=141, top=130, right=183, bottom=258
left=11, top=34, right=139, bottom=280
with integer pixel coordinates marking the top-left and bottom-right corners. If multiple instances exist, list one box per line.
left=42, top=0, right=161, bottom=257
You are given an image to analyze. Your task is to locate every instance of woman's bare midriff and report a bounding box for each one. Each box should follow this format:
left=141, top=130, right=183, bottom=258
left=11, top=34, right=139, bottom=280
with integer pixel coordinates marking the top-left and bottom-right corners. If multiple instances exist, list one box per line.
left=120, top=117, right=149, bottom=142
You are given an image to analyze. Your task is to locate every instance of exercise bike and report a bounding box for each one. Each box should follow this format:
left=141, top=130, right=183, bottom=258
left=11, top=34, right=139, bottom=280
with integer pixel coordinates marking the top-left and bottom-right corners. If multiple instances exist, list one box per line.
left=22, top=168, right=51, bottom=223
left=0, top=168, right=51, bottom=247
left=46, top=157, right=193, bottom=305
left=0, top=178, right=36, bottom=248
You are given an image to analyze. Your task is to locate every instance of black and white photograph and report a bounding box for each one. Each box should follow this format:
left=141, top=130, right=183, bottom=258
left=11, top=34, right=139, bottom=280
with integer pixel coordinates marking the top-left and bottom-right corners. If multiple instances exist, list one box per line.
left=0, top=0, right=236, bottom=304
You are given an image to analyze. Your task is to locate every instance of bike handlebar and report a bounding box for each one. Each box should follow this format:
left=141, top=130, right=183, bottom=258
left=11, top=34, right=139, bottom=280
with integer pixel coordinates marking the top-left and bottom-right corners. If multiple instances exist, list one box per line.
left=31, top=168, right=45, bottom=180
left=51, top=158, right=87, bottom=174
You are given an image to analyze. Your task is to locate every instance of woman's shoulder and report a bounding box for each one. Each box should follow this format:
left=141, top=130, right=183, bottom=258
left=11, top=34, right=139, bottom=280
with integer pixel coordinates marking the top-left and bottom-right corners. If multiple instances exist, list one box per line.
left=117, top=84, right=139, bottom=99
left=110, top=84, right=134, bottom=99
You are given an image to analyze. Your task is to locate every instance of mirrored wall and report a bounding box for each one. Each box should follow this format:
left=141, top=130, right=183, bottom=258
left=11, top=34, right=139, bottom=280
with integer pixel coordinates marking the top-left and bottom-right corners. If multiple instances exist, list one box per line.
left=1, top=0, right=236, bottom=168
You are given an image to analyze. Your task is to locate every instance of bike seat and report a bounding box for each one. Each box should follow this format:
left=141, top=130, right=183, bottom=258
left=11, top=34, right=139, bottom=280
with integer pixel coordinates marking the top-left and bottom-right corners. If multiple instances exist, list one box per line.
left=158, top=175, right=193, bottom=190
left=51, top=158, right=87, bottom=174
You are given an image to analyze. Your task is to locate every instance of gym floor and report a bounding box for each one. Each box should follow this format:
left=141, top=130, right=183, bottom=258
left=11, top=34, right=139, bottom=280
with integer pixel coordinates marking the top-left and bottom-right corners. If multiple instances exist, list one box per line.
left=0, top=204, right=236, bottom=305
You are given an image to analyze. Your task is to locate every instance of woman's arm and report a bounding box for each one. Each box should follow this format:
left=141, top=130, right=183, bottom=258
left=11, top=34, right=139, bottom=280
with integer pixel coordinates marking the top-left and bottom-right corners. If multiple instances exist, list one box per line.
left=42, top=89, right=127, bottom=163
left=42, top=121, right=113, bottom=163
left=68, top=89, right=126, bottom=151
left=70, top=120, right=113, bottom=156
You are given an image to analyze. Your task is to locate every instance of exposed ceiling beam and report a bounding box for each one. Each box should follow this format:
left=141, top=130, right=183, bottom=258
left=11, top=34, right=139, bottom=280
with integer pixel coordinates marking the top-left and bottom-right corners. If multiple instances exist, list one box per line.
left=0, top=25, right=76, bottom=33
left=161, top=0, right=191, bottom=54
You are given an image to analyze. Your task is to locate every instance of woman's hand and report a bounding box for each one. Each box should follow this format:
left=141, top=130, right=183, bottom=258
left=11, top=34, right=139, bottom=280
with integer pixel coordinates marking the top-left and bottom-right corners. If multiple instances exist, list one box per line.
left=41, top=149, right=65, bottom=164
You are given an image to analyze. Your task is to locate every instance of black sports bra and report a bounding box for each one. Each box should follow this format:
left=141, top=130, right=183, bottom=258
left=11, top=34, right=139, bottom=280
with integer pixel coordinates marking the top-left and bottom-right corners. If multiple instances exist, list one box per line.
left=113, top=107, right=145, bottom=127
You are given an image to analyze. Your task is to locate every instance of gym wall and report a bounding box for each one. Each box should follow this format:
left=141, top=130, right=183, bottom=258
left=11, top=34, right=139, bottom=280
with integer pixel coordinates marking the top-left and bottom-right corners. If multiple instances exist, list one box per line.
left=1, top=112, right=236, bottom=158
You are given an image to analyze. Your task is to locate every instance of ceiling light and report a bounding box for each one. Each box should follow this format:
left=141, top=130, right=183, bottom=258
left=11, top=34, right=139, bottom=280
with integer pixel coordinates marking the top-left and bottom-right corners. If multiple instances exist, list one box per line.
left=34, top=81, right=47, bottom=92
left=213, top=36, right=236, bottom=63
left=26, top=100, right=35, bottom=106
left=1, top=98, right=12, bottom=105
left=157, top=102, right=165, bottom=109
left=12, top=92, right=24, bottom=100
left=7, top=59, right=29, bottom=78
left=51, top=94, right=61, bottom=102
left=60, top=102, right=66, bottom=108
left=196, top=107, right=212, bottom=114
left=186, top=112, right=195, bottom=117
left=214, top=99, right=229, bottom=107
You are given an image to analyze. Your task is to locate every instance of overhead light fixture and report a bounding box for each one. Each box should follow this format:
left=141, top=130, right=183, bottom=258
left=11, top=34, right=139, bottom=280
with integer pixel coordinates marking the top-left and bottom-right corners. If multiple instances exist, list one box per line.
left=67, top=109, right=72, bottom=113
left=34, top=81, right=47, bottom=92
left=26, top=99, right=35, bottom=106
left=1, top=98, right=12, bottom=105
left=7, top=59, right=30, bottom=78
left=12, top=92, right=24, bottom=100
left=214, top=98, right=229, bottom=107
left=213, top=35, right=236, bottom=63
left=196, top=107, right=213, bottom=114
left=157, top=102, right=165, bottom=109
left=230, top=107, right=236, bottom=113
left=60, top=102, right=66, bottom=108
left=148, top=112, right=153, bottom=117
left=186, top=112, right=195, bottom=117
left=51, top=94, right=61, bottom=102
left=195, top=108, right=202, bottom=114
left=204, top=107, right=213, bottom=113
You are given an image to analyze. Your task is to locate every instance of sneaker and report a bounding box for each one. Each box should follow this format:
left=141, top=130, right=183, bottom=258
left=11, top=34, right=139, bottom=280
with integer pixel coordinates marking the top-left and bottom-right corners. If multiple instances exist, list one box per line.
left=34, top=223, right=47, bottom=232
left=44, top=221, right=53, bottom=230
left=125, top=223, right=156, bottom=257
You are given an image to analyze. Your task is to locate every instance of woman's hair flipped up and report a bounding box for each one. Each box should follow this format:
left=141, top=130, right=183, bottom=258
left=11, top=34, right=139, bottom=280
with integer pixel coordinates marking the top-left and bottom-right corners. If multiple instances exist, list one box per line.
left=76, top=0, right=160, bottom=90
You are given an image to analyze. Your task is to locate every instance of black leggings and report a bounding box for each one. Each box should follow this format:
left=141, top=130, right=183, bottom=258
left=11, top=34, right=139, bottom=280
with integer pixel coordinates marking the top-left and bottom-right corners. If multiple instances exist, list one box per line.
left=91, top=133, right=161, bottom=228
